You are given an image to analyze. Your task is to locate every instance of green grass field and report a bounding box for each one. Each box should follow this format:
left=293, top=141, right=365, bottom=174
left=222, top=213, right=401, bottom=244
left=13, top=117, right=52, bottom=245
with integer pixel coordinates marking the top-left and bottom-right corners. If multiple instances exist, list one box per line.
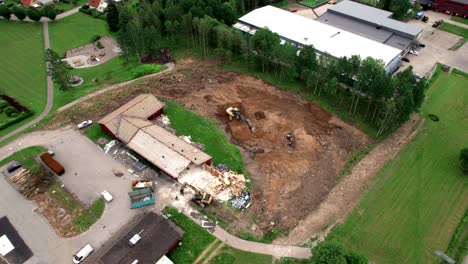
left=0, top=21, right=46, bottom=137
left=451, top=16, right=468, bottom=25
left=208, top=245, right=272, bottom=264
left=0, top=146, right=46, bottom=173
left=439, top=23, right=468, bottom=39
left=300, top=0, right=327, bottom=8
left=48, top=13, right=111, bottom=55
left=164, top=100, right=248, bottom=176
left=328, top=72, right=468, bottom=263
left=54, top=0, right=87, bottom=12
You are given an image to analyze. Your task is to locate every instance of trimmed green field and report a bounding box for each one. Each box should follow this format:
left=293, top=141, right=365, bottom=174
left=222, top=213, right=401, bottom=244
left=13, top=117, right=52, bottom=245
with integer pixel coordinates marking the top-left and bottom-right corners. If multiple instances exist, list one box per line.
left=0, top=146, right=46, bottom=173
left=0, top=21, right=46, bottom=137
left=300, top=0, right=327, bottom=8
left=328, top=72, right=468, bottom=263
left=439, top=22, right=468, bottom=39
left=54, top=0, right=87, bottom=12
left=48, top=13, right=111, bottom=55
left=208, top=245, right=272, bottom=264
left=163, top=100, right=248, bottom=176
left=451, top=16, right=468, bottom=25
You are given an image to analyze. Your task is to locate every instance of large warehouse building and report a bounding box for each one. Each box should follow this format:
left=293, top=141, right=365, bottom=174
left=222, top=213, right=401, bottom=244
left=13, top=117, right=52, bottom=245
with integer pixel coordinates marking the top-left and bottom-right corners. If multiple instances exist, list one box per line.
left=234, top=5, right=419, bottom=73
left=318, top=0, right=423, bottom=52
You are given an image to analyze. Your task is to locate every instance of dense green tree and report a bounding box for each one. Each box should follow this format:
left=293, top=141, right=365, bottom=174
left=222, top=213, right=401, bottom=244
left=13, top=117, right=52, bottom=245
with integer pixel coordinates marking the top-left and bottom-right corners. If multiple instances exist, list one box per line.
left=460, top=148, right=468, bottom=175
left=296, top=45, right=318, bottom=81
left=12, top=6, right=26, bottom=20
left=217, top=2, right=236, bottom=25
left=46, top=49, right=71, bottom=90
left=345, top=251, right=368, bottom=264
left=42, top=5, right=56, bottom=20
left=107, top=2, right=120, bottom=32
left=311, top=242, right=347, bottom=264
left=0, top=5, right=11, bottom=20
left=26, top=6, right=42, bottom=21
left=251, top=28, right=280, bottom=72
left=389, top=0, right=411, bottom=19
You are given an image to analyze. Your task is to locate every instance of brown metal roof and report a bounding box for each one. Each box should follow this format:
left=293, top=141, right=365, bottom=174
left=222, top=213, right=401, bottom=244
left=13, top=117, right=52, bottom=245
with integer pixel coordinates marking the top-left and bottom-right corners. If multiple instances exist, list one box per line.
left=117, top=116, right=153, bottom=143
left=99, top=94, right=165, bottom=136
left=141, top=125, right=212, bottom=165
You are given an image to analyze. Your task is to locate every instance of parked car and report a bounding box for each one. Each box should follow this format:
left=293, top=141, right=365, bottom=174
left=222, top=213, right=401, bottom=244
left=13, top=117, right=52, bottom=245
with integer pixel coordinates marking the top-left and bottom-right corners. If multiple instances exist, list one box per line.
left=416, top=11, right=424, bottom=19
left=409, top=50, right=420, bottom=56
left=402, top=58, right=410, bottom=62
left=422, top=16, right=429, bottom=23
left=77, top=120, right=93, bottom=129
left=101, top=190, right=113, bottom=202
left=73, top=244, right=93, bottom=264
left=7, top=162, right=22, bottom=173
left=414, top=73, right=423, bottom=79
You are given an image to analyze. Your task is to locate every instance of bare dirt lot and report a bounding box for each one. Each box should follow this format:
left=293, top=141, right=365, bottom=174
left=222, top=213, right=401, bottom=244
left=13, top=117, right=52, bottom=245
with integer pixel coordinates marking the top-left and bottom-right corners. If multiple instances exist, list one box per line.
left=46, top=58, right=371, bottom=233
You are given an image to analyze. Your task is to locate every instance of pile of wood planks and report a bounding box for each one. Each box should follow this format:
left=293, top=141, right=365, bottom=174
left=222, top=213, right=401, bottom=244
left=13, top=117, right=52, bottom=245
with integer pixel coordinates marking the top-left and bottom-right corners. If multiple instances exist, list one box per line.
left=9, top=169, right=53, bottom=199
left=206, top=170, right=246, bottom=200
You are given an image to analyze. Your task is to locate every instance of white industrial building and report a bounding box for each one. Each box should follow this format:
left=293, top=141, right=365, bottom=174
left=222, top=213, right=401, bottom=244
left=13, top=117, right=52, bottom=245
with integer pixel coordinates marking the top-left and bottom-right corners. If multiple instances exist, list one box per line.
left=234, top=5, right=404, bottom=73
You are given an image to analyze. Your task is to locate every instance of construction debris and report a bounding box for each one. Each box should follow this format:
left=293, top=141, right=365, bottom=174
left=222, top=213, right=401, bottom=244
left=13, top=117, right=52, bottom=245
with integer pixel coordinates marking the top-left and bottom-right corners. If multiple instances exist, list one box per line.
left=231, top=192, right=252, bottom=210
left=202, top=164, right=247, bottom=202
left=8, top=169, right=52, bottom=199
left=214, top=164, right=229, bottom=172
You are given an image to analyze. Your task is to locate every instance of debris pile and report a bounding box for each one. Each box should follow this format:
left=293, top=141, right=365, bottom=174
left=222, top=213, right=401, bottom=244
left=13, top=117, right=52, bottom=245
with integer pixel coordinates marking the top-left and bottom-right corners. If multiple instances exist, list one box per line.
left=231, top=192, right=251, bottom=210
left=214, top=164, right=229, bottom=172
left=190, top=211, right=216, bottom=233
left=9, top=169, right=52, bottom=199
left=205, top=169, right=246, bottom=201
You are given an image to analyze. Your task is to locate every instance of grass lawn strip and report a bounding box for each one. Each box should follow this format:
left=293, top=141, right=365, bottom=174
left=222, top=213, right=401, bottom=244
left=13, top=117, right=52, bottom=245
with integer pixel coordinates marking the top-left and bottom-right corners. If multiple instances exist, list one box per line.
left=48, top=13, right=111, bottom=55
left=208, top=245, right=272, bottom=264
left=300, top=0, right=327, bottom=8
left=163, top=207, right=216, bottom=264
left=328, top=71, right=468, bottom=263
left=451, top=16, right=468, bottom=25
left=0, top=146, right=46, bottom=173
left=439, top=22, right=468, bottom=39
left=0, top=21, right=46, bottom=138
left=48, top=182, right=105, bottom=233
left=163, top=100, right=248, bottom=176
left=54, top=58, right=166, bottom=109
left=83, top=123, right=114, bottom=146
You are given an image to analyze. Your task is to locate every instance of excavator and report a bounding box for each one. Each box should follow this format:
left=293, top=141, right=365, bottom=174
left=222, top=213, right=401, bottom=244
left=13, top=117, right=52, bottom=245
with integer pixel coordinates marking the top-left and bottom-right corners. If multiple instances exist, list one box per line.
left=226, top=107, right=256, bottom=132
left=179, top=182, right=213, bottom=207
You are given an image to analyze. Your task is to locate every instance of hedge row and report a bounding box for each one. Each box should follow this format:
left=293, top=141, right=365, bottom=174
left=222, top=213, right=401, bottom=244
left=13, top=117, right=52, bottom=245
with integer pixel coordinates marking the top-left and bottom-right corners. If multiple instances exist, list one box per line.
left=0, top=111, right=34, bottom=131
left=1, top=95, right=30, bottom=112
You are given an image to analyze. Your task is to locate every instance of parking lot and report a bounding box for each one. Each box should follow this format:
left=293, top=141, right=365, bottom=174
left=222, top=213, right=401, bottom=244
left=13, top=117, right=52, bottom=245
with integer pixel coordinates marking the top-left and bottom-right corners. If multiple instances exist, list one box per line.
left=399, top=12, right=468, bottom=76
left=0, top=127, right=181, bottom=264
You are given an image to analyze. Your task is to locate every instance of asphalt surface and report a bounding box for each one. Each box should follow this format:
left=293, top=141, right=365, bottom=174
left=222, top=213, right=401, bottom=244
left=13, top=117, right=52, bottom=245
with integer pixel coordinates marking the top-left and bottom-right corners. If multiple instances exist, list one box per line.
left=0, top=216, right=33, bottom=264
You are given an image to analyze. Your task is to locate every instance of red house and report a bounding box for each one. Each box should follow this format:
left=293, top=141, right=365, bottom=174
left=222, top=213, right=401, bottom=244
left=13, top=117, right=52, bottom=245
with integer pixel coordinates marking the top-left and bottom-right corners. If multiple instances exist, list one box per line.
left=432, top=0, right=468, bottom=17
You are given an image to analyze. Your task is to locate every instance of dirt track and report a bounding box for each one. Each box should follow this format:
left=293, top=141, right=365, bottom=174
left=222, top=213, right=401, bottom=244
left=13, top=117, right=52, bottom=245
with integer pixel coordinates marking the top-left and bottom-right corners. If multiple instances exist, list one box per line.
left=46, top=58, right=371, bottom=233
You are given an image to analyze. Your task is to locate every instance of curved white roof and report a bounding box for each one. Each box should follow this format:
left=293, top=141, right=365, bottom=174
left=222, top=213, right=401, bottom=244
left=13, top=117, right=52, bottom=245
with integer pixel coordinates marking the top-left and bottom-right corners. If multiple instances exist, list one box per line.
left=237, top=6, right=402, bottom=67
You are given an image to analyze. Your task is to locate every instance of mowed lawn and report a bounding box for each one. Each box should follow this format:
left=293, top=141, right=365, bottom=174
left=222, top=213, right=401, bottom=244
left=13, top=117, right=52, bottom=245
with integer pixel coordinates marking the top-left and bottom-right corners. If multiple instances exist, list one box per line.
left=48, top=13, right=111, bottom=55
left=328, top=72, right=468, bottom=263
left=0, top=21, right=46, bottom=136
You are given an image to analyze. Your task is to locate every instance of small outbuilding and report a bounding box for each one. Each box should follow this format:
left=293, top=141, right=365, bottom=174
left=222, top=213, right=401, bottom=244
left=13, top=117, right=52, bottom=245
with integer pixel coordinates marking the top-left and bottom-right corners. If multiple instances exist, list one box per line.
left=98, top=212, right=183, bottom=264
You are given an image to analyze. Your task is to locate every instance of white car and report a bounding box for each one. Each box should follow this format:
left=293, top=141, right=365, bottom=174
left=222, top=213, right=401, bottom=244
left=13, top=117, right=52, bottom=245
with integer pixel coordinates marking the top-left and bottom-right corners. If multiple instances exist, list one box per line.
left=409, top=50, right=420, bottom=56
left=73, top=244, right=93, bottom=263
left=77, top=120, right=93, bottom=129
left=101, top=190, right=113, bottom=202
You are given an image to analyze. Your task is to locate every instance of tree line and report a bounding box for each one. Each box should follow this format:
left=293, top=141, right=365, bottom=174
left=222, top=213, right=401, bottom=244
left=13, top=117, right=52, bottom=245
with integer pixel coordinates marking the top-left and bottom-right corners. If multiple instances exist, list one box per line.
left=0, top=4, right=56, bottom=21
left=113, top=0, right=424, bottom=137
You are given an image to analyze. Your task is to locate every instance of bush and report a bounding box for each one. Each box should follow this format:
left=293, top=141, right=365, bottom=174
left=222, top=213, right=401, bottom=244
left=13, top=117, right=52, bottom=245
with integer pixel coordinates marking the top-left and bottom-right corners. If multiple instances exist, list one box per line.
left=311, top=242, right=368, bottom=264
left=0, top=100, right=9, bottom=110
left=42, top=5, right=56, bottom=20
left=12, top=6, right=26, bottom=20
left=460, top=148, right=468, bottom=175
left=0, top=111, right=34, bottom=130
left=0, top=5, right=11, bottom=19
left=96, top=41, right=104, bottom=49
left=130, top=64, right=165, bottom=78
left=4, top=106, right=18, bottom=117
left=90, top=34, right=101, bottom=42
left=26, top=6, right=42, bottom=21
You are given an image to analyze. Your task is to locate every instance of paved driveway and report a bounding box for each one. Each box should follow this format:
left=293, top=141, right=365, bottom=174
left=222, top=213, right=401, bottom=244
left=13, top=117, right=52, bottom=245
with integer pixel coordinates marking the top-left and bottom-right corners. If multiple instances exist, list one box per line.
left=0, top=127, right=144, bottom=264
left=399, top=16, right=468, bottom=76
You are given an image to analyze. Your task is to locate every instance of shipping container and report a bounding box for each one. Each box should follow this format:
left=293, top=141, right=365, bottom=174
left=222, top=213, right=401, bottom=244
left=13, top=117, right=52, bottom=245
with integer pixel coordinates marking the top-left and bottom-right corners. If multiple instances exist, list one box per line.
left=40, top=153, right=65, bottom=176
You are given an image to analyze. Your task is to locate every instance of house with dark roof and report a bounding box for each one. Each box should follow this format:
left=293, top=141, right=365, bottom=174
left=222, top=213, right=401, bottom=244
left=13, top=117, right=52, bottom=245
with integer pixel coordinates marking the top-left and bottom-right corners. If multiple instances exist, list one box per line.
left=318, top=0, right=423, bottom=54
left=98, top=212, right=183, bottom=264
left=87, top=0, right=107, bottom=12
